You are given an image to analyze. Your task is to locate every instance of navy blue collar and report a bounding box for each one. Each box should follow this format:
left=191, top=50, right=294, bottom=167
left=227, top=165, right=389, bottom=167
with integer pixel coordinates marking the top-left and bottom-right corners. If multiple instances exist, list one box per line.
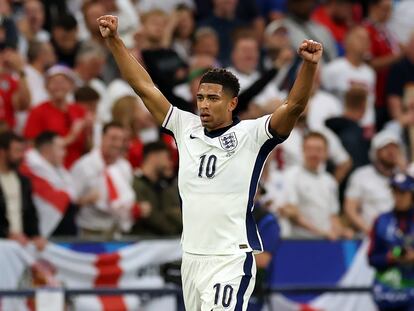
left=204, top=117, right=240, bottom=138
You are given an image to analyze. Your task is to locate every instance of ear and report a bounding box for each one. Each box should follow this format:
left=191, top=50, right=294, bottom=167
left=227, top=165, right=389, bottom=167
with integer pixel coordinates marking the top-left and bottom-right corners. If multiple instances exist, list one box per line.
left=228, top=97, right=238, bottom=112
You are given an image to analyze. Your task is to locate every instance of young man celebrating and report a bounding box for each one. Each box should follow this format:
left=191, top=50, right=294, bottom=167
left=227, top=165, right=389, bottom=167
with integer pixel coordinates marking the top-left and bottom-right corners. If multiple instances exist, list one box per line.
left=98, top=15, right=322, bottom=310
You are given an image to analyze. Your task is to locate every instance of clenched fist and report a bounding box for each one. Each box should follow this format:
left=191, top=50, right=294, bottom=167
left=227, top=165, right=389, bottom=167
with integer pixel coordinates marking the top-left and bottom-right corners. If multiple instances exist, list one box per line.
left=297, top=40, right=323, bottom=64
left=97, top=15, right=118, bottom=38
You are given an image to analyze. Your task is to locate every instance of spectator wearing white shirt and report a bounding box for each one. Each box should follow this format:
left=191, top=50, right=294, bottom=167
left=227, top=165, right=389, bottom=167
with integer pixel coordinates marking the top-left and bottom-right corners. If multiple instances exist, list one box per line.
left=24, top=41, right=56, bottom=107
left=321, top=26, right=376, bottom=133
left=71, top=122, right=149, bottom=239
left=344, top=130, right=406, bottom=235
left=280, top=132, right=352, bottom=239
left=227, top=34, right=283, bottom=117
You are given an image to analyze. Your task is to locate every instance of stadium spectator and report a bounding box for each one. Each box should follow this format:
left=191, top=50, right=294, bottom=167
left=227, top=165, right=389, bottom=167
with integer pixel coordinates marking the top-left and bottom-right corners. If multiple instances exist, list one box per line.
left=139, top=9, right=188, bottom=90
left=326, top=86, right=371, bottom=171
left=136, top=0, right=195, bottom=14
left=161, top=5, right=195, bottom=62
left=197, top=0, right=246, bottom=66
left=284, top=0, right=337, bottom=62
left=24, top=65, right=89, bottom=168
left=191, top=27, right=220, bottom=63
left=20, top=131, right=78, bottom=237
left=71, top=122, right=145, bottom=239
left=130, top=141, right=181, bottom=236
left=277, top=107, right=352, bottom=184
left=368, top=173, right=414, bottom=311
left=280, top=132, right=352, bottom=239
left=0, top=131, right=45, bottom=249
left=321, top=26, right=376, bottom=134
left=344, top=130, right=405, bottom=235
left=228, top=33, right=283, bottom=116
left=24, top=40, right=56, bottom=107
left=311, top=0, right=360, bottom=56
left=363, top=0, right=402, bottom=129
left=0, top=48, right=31, bottom=132
left=51, top=14, right=81, bottom=68
left=388, top=0, right=414, bottom=45
left=17, top=0, right=50, bottom=56
left=386, top=32, right=414, bottom=127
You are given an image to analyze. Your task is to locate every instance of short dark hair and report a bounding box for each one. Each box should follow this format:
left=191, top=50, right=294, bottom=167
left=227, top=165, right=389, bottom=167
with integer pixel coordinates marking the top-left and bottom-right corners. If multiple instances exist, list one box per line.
left=74, top=86, right=100, bottom=102
left=303, top=131, right=328, bottom=147
left=34, top=131, right=58, bottom=149
left=52, top=14, right=78, bottom=31
left=102, top=121, right=124, bottom=135
left=143, top=141, right=169, bottom=160
left=345, top=86, right=367, bottom=111
left=0, top=131, right=24, bottom=151
left=199, top=68, right=240, bottom=98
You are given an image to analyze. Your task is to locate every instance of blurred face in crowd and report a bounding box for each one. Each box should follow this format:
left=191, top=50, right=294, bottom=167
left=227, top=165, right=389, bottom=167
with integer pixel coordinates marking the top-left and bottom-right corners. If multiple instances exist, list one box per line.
left=213, top=0, right=238, bottom=17
left=99, top=0, right=117, bottom=12
left=40, top=42, right=57, bottom=69
left=76, top=52, right=105, bottom=81
left=84, top=1, right=106, bottom=37
left=193, top=32, right=219, bottom=59
left=392, top=187, right=413, bottom=211
left=101, top=126, right=126, bottom=164
left=175, top=8, right=194, bottom=40
left=146, top=150, right=174, bottom=180
left=46, top=74, right=74, bottom=104
left=142, top=12, right=168, bottom=45
left=376, top=143, right=400, bottom=169
left=231, top=38, right=259, bottom=74
left=287, top=0, right=316, bottom=20
left=52, top=26, right=78, bottom=53
left=329, top=0, right=353, bottom=24
left=24, top=0, right=45, bottom=33
left=370, top=0, right=392, bottom=23
left=303, top=135, right=328, bottom=172
left=345, top=27, right=370, bottom=59
left=1, top=140, right=25, bottom=170
left=197, top=83, right=236, bottom=130
left=40, top=137, right=66, bottom=167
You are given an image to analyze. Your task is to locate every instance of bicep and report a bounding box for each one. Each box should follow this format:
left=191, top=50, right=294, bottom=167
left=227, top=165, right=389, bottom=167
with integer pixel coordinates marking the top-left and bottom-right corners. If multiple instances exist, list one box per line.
left=136, top=84, right=172, bottom=125
left=270, top=101, right=300, bottom=137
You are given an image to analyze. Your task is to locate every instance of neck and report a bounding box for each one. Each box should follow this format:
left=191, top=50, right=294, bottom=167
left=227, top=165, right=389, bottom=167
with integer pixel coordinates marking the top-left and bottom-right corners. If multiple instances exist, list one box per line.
left=0, top=161, right=10, bottom=173
left=375, top=162, right=394, bottom=177
left=205, top=119, right=233, bottom=132
left=52, top=98, right=67, bottom=109
left=75, top=67, right=90, bottom=83
left=31, top=61, right=45, bottom=73
left=304, top=163, right=319, bottom=173
left=214, top=8, right=234, bottom=19
left=346, top=53, right=363, bottom=66
left=344, top=110, right=361, bottom=121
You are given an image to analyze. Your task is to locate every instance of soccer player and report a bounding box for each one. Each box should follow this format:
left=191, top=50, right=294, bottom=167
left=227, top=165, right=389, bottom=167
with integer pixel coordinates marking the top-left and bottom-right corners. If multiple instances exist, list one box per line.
left=98, top=15, right=322, bottom=311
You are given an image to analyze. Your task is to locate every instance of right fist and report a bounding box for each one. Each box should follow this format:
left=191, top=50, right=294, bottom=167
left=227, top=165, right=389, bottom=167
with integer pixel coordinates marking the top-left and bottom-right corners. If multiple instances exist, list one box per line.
left=97, top=15, right=118, bottom=38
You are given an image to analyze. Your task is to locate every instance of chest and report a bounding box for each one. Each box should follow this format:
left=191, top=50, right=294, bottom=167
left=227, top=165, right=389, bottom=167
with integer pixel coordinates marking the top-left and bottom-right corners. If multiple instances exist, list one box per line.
left=295, top=173, right=334, bottom=204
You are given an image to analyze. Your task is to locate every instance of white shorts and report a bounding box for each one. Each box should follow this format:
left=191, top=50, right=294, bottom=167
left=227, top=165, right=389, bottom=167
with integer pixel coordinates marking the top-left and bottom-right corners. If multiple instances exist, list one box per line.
left=181, top=251, right=256, bottom=311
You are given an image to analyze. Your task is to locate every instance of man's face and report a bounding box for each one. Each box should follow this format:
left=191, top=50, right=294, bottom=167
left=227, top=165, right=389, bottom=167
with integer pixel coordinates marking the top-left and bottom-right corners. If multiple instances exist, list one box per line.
left=196, top=83, right=236, bottom=130
left=46, top=74, right=74, bottom=102
left=288, top=0, right=315, bottom=20
left=373, top=0, right=392, bottom=23
left=101, top=127, right=126, bottom=163
left=376, top=143, right=400, bottom=169
left=213, top=0, right=238, bottom=15
left=143, top=14, right=168, bottom=44
left=40, top=42, right=56, bottom=69
left=24, top=0, right=45, bottom=32
left=6, top=140, right=25, bottom=169
left=231, top=38, right=259, bottom=74
left=151, top=150, right=174, bottom=179
left=303, top=136, right=328, bottom=170
left=50, top=137, right=66, bottom=166
left=194, top=34, right=219, bottom=58
left=393, top=188, right=413, bottom=211
left=346, top=27, right=370, bottom=57
left=52, top=27, right=78, bottom=52
left=84, top=3, right=106, bottom=36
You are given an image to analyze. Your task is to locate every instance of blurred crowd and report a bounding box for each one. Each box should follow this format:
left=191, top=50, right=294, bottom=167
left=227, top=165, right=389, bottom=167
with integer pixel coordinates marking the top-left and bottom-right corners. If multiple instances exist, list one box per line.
left=0, top=0, right=413, bottom=246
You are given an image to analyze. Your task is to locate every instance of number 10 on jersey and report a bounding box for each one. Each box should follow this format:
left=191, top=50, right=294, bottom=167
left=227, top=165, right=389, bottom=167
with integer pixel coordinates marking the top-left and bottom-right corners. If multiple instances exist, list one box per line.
left=198, top=154, right=217, bottom=178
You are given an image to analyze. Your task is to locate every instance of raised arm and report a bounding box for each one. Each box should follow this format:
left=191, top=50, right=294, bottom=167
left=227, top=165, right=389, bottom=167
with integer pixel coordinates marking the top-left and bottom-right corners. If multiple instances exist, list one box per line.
left=98, top=15, right=170, bottom=125
left=269, top=40, right=322, bottom=136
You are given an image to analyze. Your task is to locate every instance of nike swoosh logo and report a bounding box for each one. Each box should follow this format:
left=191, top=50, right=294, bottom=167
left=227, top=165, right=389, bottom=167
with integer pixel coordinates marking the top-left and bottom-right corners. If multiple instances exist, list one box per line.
left=190, top=134, right=196, bottom=139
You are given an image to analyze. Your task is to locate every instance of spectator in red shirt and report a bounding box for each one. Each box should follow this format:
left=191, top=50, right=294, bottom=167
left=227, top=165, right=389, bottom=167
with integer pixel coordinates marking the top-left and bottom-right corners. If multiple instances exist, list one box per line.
left=0, top=48, right=31, bottom=131
left=24, top=65, right=89, bottom=168
left=312, top=0, right=361, bottom=56
left=363, top=0, right=402, bottom=129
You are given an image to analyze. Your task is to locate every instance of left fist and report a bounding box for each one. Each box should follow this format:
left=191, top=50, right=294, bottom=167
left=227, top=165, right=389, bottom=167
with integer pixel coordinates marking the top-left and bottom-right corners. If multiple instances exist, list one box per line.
left=298, top=40, right=323, bottom=64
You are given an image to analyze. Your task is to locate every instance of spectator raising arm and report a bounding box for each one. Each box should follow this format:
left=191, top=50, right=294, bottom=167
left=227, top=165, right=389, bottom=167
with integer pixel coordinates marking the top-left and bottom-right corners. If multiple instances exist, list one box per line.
left=97, top=15, right=170, bottom=125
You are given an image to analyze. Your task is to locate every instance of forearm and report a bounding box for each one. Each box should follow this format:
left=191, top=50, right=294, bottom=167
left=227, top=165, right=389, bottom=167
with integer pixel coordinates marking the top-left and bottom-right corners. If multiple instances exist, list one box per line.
left=345, top=202, right=370, bottom=234
left=14, top=76, right=31, bottom=111
left=370, top=54, right=401, bottom=71
left=105, top=35, right=154, bottom=93
left=334, top=159, right=352, bottom=183
left=388, top=96, right=403, bottom=120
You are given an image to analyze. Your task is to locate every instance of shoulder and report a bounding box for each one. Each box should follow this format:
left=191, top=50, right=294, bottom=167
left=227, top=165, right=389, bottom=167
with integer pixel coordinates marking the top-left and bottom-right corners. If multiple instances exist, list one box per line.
left=351, top=165, right=374, bottom=179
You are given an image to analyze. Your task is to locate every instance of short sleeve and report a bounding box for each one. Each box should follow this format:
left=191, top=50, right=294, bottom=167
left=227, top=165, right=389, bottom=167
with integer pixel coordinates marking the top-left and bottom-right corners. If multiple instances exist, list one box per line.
left=345, top=169, right=363, bottom=200
left=24, top=108, right=43, bottom=139
left=324, top=128, right=350, bottom=165
left=162, top=105, right=197, bottom=140
left=251, top=114, right=288, bottom=147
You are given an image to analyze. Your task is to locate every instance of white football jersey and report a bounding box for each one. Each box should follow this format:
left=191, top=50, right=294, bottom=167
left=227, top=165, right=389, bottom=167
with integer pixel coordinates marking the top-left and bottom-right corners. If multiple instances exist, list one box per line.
left=162, top=106, right=286, bottom=255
